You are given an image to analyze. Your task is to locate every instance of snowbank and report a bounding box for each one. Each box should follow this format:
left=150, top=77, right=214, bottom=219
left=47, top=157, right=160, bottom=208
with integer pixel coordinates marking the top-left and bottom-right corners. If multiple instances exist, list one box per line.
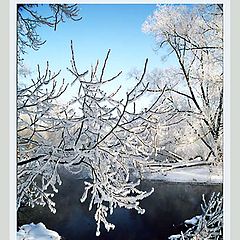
left=17, top=222, right=61, bottom=240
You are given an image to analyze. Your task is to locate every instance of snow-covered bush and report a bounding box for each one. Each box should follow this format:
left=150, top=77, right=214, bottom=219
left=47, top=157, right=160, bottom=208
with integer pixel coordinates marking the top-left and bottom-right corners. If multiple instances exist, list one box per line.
left=169, top=192, right=223, bottom=239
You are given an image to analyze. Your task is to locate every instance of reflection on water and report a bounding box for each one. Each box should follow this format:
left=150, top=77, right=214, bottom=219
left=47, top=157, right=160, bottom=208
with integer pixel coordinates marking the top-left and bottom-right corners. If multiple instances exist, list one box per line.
left=18, top=176, right=222, bottom=240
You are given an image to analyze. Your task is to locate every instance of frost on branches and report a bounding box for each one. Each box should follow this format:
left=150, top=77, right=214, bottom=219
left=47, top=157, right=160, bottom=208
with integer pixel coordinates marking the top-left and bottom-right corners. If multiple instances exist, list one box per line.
left=17, top=41, right=164, bottom=235
left=142, top=5, right=223, bottom=164
left=169, top=192, right=223, bottom=240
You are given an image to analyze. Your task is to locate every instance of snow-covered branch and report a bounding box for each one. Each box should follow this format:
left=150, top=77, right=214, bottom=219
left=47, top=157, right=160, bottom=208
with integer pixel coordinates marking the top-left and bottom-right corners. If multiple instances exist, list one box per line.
left=17, top=43, right=166, bottom=235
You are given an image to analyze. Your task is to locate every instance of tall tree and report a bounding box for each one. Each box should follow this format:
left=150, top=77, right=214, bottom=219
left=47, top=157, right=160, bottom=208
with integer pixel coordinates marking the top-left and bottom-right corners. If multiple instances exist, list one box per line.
left=142, top=4, right=223, bottom=163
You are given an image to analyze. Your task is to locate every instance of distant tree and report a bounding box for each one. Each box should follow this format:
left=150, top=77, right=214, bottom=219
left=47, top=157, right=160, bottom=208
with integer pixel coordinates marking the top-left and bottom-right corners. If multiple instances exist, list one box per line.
left=142, top=4, right=223, bottom=163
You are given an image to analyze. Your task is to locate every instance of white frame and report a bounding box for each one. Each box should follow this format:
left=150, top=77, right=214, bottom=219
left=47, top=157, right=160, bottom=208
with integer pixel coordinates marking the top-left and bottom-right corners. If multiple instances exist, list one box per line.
left=9, top=1, right=230, bottom=239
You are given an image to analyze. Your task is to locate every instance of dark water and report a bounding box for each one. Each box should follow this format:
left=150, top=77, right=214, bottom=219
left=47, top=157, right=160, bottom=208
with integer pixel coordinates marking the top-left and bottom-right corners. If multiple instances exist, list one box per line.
left=18, top=176, right=222, bottom=240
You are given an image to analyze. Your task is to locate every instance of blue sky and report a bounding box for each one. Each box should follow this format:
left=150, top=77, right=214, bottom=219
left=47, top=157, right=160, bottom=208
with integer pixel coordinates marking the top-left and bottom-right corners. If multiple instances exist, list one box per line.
left=21, top=4, right=177, bottom=101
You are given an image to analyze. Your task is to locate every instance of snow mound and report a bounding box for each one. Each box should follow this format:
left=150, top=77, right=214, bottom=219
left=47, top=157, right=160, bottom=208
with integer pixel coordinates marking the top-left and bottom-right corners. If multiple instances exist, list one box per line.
left=184, top=215, right=201, bottom=225
left=17, top=222, right=61, bottom=240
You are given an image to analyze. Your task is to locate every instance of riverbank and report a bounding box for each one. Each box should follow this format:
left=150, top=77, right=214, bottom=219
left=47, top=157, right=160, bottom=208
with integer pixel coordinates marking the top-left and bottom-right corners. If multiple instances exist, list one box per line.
left=141, top=163, right=223, bottom=184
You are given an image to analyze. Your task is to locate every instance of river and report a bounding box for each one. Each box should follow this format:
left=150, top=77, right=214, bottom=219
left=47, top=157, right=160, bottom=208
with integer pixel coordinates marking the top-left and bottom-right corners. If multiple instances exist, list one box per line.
left=18, top=175, right=222, bottom=240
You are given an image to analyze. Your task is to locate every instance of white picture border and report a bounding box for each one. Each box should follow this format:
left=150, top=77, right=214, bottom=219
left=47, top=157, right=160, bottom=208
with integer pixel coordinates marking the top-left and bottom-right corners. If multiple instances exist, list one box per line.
left=9, top=1, right=231, bottom=239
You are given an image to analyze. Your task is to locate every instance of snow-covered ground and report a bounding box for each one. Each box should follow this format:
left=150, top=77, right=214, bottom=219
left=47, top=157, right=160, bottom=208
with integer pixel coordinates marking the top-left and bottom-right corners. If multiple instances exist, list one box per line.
left=142, top=163, right=223, bottom=184
left=17, top=223, right=61, bottom=240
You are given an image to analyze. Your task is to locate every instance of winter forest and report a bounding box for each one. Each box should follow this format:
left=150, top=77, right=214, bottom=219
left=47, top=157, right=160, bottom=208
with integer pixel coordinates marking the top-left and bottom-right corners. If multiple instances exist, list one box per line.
left=17, top=4, right=224, bottom=240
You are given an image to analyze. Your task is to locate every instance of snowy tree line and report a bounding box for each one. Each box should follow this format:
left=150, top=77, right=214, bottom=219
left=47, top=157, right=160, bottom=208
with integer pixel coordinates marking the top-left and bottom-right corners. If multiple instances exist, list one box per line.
left=17, top=4, right=223, bottom=236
